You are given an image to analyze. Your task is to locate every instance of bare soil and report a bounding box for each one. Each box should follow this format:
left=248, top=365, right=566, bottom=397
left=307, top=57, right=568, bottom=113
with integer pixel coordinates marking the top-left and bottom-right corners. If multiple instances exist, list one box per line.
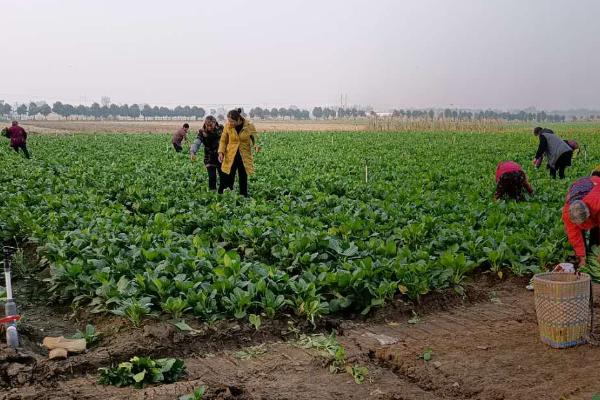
left=3, top=276, right=600, bottom=400
left=17, top=119, right=368, bottom=135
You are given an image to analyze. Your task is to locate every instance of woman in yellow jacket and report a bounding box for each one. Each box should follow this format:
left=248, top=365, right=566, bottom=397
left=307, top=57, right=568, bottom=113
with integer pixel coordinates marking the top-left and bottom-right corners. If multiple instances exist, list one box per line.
left=217, top=108, right=260, bottom=196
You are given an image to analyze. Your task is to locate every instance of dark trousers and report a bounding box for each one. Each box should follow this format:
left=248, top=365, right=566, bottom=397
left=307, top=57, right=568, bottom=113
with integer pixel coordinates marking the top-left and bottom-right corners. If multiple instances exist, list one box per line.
left=587, top=227, right=600, bottom=252
left=219, top=151, right=248, bottom=196
left=173, top=142, right=183, bottom=152
left=550, top=151, right=573, bottom=179
left=207, top=164, right=226, bottom=191
left=11, top=143, right=30, bottom=159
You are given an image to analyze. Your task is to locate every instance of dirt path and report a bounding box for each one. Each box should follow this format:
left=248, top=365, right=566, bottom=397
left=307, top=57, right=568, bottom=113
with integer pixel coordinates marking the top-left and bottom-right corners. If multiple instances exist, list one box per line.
left=4, top=278, right=600, bottom=400
left=17, top=119, right=368, bottom=135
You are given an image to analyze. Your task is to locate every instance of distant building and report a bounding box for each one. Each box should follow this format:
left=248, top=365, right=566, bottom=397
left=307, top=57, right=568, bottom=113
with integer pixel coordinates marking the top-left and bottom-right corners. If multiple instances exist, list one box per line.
left=373, top=112, right=393, bottom=117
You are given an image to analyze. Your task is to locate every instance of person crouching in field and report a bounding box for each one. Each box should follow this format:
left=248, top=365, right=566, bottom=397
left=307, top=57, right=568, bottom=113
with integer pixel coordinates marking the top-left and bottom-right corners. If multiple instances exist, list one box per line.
left=562, top=175, right=600, bottom=270
left=494, top=161, right=533, bottom=200
left=3, top=121, right=30, bottom=159
left=533, top=127, right=573, bottom=179
left=218, top=108, right=260, bottom=197
left=190, top=116, right=225, bottom=191
left=172, top=123, right=189, bottom=152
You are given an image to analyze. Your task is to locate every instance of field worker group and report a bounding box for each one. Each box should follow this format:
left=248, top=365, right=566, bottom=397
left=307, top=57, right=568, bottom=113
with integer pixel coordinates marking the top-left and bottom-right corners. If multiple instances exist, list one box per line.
left=173, top=108, right=260, bottom=197
left=495, top=126, right=600, bottom=274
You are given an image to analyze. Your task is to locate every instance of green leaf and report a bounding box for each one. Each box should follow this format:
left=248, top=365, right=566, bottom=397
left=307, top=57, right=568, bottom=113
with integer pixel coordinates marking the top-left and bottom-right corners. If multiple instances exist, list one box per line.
left=249, top=314, right=261, bottom=330
left=159, top=358, right=176, bottom=373
left=133, top=370, right=146, bottom=383
left=173, top=320, right=193, bottom=331
left=421, top=347, right=433, bottom=362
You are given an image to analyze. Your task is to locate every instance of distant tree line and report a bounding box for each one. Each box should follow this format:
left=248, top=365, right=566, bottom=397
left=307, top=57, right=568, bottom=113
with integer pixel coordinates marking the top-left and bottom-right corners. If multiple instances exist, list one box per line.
left=2, top=100, right=599, bottom=123
left=1, top=101, right=369, bottom=121
left=0, top=102, right=208, bottom=121
left=391, top=108, right=568, bottom=123
left=248, top=107, right=311, bottom=120
left=311, top=107, right=368, bottom=119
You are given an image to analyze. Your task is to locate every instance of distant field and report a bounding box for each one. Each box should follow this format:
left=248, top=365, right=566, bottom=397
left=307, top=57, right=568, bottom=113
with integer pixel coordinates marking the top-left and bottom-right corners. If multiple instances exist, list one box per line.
left=13, top=118, right=600, bottom=136
left=17, top=119, right=368, bottom=134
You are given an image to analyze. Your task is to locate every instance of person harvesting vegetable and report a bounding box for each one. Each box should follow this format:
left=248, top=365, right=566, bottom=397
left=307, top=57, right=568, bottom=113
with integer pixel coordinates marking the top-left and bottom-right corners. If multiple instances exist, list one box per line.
left=532, top=127, right=573, bottom=179
left=562, top=175, right=600, bottom=269
left=217, top=108, right=260, bottom=197
left=172, top=123, right=189, bottom=153
left=3, top=121, right=30, bottom=158
left=494, top=161, right=533, bottom=200
left=190, top=116, right=225, bottom=191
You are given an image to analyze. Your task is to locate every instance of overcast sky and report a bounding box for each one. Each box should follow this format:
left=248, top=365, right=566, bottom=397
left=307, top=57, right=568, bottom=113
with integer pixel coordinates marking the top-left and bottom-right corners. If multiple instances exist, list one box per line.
left=1, top=0, right=599, bottom=110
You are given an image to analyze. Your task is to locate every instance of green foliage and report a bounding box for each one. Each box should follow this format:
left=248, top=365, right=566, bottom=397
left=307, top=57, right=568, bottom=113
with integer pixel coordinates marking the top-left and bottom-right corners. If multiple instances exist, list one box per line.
left=346, top=365, right=368, bottom=384
left=421, top=347, right=433, bottom=362
left=295, top=332, right=367, bottom=384
left=233, top=344, right=267, bottom=360
left=98, top=356, right=186, bottom=388
left=179, top=386, right=206, bottom=400
left=408, top=311, right=421, bottom=324
left=72, top=324, right=101, bottom=346
left=0, top=127, right=592, bottom=324
left=10, top=247, right=38, bottom=278
left=249, top=314, right=261, bottom=330
left=111, top=297, right=154, bottom=327
left=296, top=333, right=347, bottom=373
left=581, top=247, right=600, bottom=282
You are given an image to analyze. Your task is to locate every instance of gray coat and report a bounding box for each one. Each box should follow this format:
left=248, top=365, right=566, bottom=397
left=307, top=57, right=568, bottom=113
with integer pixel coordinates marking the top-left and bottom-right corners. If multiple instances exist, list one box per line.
left=540, top=131, right=572, bottom=168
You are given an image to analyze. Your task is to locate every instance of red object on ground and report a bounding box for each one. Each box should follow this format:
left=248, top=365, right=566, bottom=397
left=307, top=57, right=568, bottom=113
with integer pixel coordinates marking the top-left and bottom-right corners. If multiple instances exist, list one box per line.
left=0, top=315, right=20, bottom=324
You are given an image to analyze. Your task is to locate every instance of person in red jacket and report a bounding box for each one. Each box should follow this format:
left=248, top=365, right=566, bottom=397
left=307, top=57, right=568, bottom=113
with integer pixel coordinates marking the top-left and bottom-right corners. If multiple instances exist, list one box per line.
left=4, top=121, right=30, bottom=158
left=494, top=161, right=533, bottom=200
left=562, top=175, right=600, bottom=269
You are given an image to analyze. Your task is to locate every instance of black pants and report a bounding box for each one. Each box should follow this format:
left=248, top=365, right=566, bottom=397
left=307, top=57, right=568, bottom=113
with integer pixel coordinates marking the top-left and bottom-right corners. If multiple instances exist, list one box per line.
left=219, top=151, right=248, bottom=196
left=549, top=151, right=573, bottom=179
left=207, top=164, right=226, bottom=191
left=587, top=227, right=600, bottom=252
left=11, top=143, right=30, bottom=159
left=173, top=142, right=183, bottom=152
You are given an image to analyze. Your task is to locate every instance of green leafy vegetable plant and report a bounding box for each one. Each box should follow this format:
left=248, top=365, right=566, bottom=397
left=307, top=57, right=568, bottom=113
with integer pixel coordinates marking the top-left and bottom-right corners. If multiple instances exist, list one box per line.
left=98, top=356, right=186, bottom=388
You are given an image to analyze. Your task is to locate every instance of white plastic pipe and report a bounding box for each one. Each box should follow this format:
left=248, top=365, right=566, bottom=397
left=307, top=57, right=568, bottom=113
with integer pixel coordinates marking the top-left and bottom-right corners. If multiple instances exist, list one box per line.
left=4, top=271, right=12, bottom=300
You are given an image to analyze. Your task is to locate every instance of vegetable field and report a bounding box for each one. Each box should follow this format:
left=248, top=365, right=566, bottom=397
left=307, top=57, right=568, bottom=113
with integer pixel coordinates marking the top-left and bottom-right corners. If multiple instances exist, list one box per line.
left=1, top=125, right=598, bottom=326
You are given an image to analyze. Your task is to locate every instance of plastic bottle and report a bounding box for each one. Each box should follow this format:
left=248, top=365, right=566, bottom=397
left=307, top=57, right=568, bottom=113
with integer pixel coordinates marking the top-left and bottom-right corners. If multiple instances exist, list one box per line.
left=6, top=325, right=18, bottom=348
left=4, top=299, right=19, bottom=348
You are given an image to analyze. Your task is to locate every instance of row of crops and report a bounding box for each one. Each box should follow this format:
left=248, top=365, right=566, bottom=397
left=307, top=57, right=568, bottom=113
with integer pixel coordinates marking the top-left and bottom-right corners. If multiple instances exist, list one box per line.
left=1, top=126, right=598, bottom=325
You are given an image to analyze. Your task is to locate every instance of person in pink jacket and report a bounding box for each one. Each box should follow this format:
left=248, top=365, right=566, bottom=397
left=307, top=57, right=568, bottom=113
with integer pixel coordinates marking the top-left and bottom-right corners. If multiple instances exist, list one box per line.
left=494, top=161, right=533, bottom=200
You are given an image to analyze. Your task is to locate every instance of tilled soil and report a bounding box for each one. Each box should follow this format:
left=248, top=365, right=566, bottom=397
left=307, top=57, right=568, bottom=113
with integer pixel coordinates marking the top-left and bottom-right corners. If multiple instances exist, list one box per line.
left=3, top=277, right=600, bottom=400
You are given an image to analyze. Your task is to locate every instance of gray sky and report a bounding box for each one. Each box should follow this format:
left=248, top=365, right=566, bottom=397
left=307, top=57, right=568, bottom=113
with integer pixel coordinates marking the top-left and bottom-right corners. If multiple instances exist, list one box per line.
left=2, top=0, right=599, bottom=110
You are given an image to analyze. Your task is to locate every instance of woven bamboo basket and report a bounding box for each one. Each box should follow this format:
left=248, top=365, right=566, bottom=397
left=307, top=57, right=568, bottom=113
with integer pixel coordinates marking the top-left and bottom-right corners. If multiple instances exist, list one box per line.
left=533, top=272, right=591, bottom=348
